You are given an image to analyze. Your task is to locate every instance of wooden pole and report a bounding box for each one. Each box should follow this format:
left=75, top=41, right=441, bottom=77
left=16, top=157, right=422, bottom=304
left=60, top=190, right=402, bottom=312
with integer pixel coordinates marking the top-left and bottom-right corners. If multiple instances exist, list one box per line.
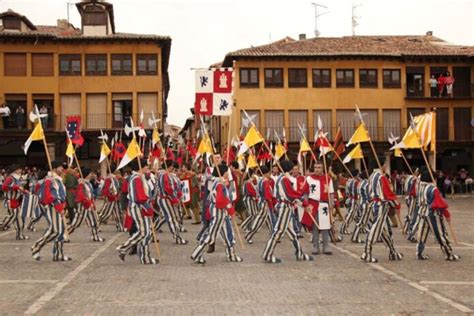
left=361, top=157, right=369, bottom=179
left=226, top=114, right=232, bottom=164
left=400, top=151, right=414, bottom=175
left=321, top=149, right=339, bottom=244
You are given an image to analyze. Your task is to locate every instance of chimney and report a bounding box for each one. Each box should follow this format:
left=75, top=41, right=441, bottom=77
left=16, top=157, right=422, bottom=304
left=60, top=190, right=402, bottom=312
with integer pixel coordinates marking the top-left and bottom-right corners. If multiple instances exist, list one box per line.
left=57, top=19, right=70, bottom=29
left=299, top=33, right=306, bottom=40
left=426, top=31, right=433, bottom=36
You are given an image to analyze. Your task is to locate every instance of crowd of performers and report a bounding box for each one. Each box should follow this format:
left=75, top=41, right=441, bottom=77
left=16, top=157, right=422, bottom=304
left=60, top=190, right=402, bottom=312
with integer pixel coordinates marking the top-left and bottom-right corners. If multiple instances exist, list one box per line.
left=0, top=155, right=460, bottom=264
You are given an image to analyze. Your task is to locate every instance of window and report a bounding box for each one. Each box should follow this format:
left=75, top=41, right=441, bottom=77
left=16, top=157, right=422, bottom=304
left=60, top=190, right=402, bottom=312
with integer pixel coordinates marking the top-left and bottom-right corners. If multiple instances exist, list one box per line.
left=313, top=110, right=332, bottom=139
left=288, top=68, right=307, bottom=88
left=32, top=53, right=54, bottom=76
left=289, top=110, right=308, bottom=141
left=407, top=108, right=425, bottom=125
left=359, top=69, right=378, bottom=88
left=111, top=54, right=132, bottom=75
left=4, top=53, right=26, bottom=76
left=138, top=93, right=158, bottom=128
left=452, top=66, right=471, bottom=97
left=336, top=69, right=354, bottom=87
left=264, top=68, right=283, bottom=88
left=86, top=94, right=107, bottom=129
left=406, top=67, right=425, bottom=97
left=360, top=110, right=378, bottom=140
left=454, top=108, right=472, bottom=141
left=60, top=94, right=81, bottom=130
left=59, top=54, right=81, bottom=76
left=4, top=94, right=26, bottom=129
left=383, top=109, right=401, bottom=140
left=86, top=54, right=107, bottom=76
left=383, top=69, right=401, bottom=88
left=3, top=17, right=21, bottom=30
left=265, top=110, right=284, bottom=139
left=240, top=68, right=259, bottom=88
left=137, top=54, right=157, bottom=75
left=83, top=11, right=107, bottom=25
left=312, top=69, right=331, bottom=88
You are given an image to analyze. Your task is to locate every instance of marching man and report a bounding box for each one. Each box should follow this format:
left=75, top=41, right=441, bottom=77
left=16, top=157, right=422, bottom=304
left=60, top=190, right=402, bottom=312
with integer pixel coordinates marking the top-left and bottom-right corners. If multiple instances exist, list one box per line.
left=301, top=161, right=334, bottom=255
left=155, top=160, right=188, bottom=245
left=361, top=162, right=403, bottom=263
left=1, top=164, right=28, bottom=240
left=240, top=170, right=258, bottom=233
left=351, top=173, right=372, bottom=243
left=245, top=165, right=274, bottom=244
left=31, top=161, right=71, bottom=261
left=404, top=168, right=420, bottom=242
left=98, top=170, right=123, bottom=232
left=415, top=168, right=460, bottom=261
left=191, top=164, right=243, bottom=264
left=262, top=160, right=314, bottom=264
left=67, top=168, right=104, bottom=242
left=117, top=159, right=158, bottom=265
left=339, top=171, right=360, bottom=235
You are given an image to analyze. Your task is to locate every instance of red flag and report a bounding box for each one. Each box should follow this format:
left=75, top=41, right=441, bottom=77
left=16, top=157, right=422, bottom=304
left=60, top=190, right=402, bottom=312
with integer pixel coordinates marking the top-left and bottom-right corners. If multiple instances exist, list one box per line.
left=113, top=141, right=126, bottom=160
left=166, top=148, right=175, bottom=161
left=332, top=125, right=345, bottom=161
left=66, top=116, right=84, bottom=146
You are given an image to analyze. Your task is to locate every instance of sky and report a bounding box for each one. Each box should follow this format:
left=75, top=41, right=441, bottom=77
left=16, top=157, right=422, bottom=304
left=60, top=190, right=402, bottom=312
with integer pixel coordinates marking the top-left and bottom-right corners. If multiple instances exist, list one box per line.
left=1, top=0, right=473, bottom=127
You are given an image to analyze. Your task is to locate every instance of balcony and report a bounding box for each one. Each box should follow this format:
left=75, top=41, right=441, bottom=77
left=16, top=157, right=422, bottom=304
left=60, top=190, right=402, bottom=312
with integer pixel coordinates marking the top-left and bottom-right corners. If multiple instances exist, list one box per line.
left=404, top=83, right=473, bottom=99
left=0, top=113, right=157, bottom=133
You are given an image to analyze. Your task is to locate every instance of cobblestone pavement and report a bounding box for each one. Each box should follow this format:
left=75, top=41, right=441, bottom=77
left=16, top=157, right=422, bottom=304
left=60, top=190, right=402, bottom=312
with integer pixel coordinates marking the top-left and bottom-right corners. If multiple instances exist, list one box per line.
left=0, top=196, right=472, bottom=315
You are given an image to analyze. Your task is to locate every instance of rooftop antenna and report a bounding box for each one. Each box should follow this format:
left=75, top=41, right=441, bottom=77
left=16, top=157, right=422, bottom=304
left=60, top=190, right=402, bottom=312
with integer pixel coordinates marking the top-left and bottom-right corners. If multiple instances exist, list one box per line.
left=67, top=2, right=74, bottom=24
left=352, top=3, right=362, bottom=36
left=311, top=2, right=329, bottom=37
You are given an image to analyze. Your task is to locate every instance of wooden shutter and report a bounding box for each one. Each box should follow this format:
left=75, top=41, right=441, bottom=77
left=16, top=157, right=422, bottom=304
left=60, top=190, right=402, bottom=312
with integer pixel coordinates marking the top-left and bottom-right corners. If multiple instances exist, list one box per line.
left=383, top=110, right=401, bottom=141
left=264, top=110, right=284, bottom=140
left=313, top=110, right=332, bottom=140
left=289, top=110, right=308, bottom=141
left=454, top=108, right=472, bottom=141
left=4, top=53, right=26, bottom=76
left=32, top=53, right=54, bottom=76
left=336, top=110, right=355, bottom=140
left=138, top=93, right=158, bottom=126
left=361, top=110, right=378, bottom=140
left=436, top=108, right=449, bottom=141
left=60, top=94, right=81, bottom=130
left=86, top=94, right=107, bottom=129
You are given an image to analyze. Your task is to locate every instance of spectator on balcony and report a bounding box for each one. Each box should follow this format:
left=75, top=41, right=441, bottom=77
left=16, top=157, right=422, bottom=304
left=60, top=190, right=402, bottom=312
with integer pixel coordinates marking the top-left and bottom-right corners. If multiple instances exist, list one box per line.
left=1, top=103, right=11, bottom=129
left=40, top=105, right=48, bottom=129
left=429, top=75, right=438, bottom=97
left=444, top=71, right=455, bottom=97
left=15, top=106, right=25, bottom=129
left=437, top=73, right=446, bottom=97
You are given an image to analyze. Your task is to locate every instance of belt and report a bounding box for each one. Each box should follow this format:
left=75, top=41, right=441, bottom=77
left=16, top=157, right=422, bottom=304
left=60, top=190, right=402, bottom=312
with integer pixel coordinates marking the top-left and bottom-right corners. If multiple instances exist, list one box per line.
left=309, top=198, right=329, bottom=203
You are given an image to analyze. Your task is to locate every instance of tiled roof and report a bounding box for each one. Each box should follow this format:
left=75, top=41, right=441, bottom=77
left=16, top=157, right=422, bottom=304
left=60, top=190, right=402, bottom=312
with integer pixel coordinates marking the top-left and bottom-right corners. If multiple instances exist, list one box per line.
left=222, top=35, right=474, bottom=66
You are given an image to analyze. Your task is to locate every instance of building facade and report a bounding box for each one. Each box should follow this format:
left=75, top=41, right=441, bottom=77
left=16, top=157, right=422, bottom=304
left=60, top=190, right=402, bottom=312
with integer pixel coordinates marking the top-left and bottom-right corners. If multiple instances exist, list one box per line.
left=0, top=1, right=171, bottom=166
left=213, top=35, right=473, bottom=173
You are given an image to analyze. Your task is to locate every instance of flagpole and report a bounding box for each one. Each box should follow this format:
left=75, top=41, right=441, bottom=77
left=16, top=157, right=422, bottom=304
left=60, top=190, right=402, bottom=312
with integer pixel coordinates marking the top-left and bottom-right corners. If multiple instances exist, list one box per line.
left=361, top=157, right=369, bottom=179
left=400, top=151, right=414, bottom=175
left=200, top=116, right=245, bottom=250
left=321, top=146, right=340, bottom=244
left=355, top=105, right=382, bottom=170
left=226, top=114, right=232, bottom=164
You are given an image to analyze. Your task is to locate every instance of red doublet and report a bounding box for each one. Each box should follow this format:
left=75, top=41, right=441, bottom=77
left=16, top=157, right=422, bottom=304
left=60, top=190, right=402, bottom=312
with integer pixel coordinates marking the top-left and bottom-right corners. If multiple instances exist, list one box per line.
left=76, top=182, right=93, bottom=210
left=381, top=175, right=400, bottom=209
left=215, top=182, right=234, bottom=216
left=432, top=188, right=451, bottom=219
left=262, top=179, right=275, bottom=209
left=245, top=181, right=257, bottom=197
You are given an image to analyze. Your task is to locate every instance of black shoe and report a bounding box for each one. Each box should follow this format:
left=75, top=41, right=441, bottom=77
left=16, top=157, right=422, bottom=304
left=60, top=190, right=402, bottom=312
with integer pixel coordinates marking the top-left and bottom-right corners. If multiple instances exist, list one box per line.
left=323, top=251, right=333, bottom=255
left=118, top=252, right=126, bottom=262
left=129, top=247, right=137, bottom=256
left=191, top=222, right=202, bottom=225
left=206, top=243, right=215, bottom=253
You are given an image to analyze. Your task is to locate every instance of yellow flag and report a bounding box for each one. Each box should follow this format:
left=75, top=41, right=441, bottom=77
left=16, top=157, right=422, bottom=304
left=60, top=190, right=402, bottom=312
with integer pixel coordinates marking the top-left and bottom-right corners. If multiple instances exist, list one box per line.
left=247, top=154, right=258, bottom=169
left=394, top=148, right=402, bottom=157
left=66, top=141, right=75, bottom=158
left=243, top=126, right=264, bottom=148
left=99, top=142, right=111, bottom=163
left=197, top=135, right=213, bottom=155
left=402, top=132, right=422, bottom=149
left=24, top=123, right=44, bottom=155
left=347, top=123, right=370, bottom=146
left=117, top=138, right=141, bottom=170
left=152, top=128, right=159, bottom=147
left=275, top=142, right=286, bottom=160
left=342, top=143, right=364, bottom=164
left=299, top=138, right=311, bottom=154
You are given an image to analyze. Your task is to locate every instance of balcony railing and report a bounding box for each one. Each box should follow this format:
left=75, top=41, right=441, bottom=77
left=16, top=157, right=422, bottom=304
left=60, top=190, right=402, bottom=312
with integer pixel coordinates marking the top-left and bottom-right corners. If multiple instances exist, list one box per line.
left=0, top=113, right=158, bottom=132
left=405, top=83, right=472, bottom=99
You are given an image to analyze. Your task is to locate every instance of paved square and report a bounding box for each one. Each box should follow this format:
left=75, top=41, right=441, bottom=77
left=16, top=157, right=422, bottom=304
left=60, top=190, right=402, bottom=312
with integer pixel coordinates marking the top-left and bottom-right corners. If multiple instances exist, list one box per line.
left=0, top=197, right=472, bottom=315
